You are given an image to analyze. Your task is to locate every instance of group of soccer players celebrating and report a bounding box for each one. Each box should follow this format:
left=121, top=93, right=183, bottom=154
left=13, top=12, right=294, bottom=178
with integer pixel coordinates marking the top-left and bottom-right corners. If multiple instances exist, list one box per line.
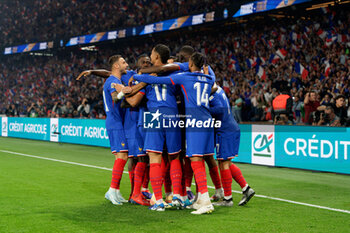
left=77, top=44, right=255, bottom=215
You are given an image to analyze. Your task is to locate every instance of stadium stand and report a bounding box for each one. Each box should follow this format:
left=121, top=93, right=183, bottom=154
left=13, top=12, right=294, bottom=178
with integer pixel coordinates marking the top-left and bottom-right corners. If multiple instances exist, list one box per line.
left=0, top=0, right=231, bottom=47
left=0, top=2, right=349, bottom=126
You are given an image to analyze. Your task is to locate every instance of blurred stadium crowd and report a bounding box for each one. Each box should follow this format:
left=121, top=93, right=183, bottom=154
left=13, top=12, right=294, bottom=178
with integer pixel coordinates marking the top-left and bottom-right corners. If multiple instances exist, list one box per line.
left=0, top=3, right=349, bottom=126
left=0, top=0, right=229, bottom=47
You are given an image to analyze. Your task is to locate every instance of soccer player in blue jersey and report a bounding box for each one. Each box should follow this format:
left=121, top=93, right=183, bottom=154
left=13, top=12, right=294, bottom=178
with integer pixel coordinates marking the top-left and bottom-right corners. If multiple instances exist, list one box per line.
left=138, top=45, right=217, bottom=78
left=76, top=55, right=152, bottom=205
left=134, top=52, right=217, bottom=214
left=125, top=55, right=153, bottom=201
left=125, top=45, right=184, bottom=211
left=137, top=45, right=191, bottom=74
left=123, top=55, right=152, bottom=206
left=209, top=85, right=255, bottom=206
left=103, top=55, right=134, bottom=205
left=138, top=46, right=223, bottom=203
left=137, top=46, right=194, bottom=201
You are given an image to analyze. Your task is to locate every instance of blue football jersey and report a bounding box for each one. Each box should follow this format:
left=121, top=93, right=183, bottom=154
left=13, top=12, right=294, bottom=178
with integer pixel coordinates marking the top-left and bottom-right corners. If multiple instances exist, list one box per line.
left=134, top=72, right=178, bottom=110
left=209, top=86, right=240, bottom=133
left=137, top=102, right=147, bottom=127
left=124, top=107, right=139, bottom=139
left=103, top=75, right=125, bottom=130
left=174, top=62, right=190, bottom=72
left=121, top=70, right=136, bottom=85
left=121, top=70, right=139, bottom=139
left=131, top=78, right=147, bottom=128
left=174, top=62, right=215, bottom=81
left=134, top=71, right=214, bottom=119
left=207, top=65, right=215, bottom=79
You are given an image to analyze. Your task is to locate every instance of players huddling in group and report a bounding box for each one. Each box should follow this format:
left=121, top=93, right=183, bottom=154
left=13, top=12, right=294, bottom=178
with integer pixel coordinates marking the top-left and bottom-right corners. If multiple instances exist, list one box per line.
left=78, top=44, right=255, bottom=215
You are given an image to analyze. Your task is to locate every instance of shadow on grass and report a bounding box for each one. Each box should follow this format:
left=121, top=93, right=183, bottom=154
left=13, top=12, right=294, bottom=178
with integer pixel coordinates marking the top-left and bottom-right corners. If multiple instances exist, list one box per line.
left=57, top=201, right=238, bottom=232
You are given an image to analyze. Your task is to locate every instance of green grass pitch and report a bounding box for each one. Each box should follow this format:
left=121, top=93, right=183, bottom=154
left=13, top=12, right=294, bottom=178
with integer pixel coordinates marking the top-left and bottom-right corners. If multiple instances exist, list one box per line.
left=0, top=137, right=349, bottom=233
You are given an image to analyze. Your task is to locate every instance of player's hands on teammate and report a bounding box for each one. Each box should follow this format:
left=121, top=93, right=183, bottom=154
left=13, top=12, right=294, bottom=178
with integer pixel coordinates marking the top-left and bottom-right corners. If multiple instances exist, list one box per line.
left=111, top=83, right=122, bottom=92
left=111, top=83, right=132, bottom=94
left=122, top=86, right=132, bottom=95
left=76, top=70, right=92, bottom=80
left=128, top=76, right=135, bottom=86
left=112, top=83, right=133, bottom=100
left=203, top=65, right=209, bottom=75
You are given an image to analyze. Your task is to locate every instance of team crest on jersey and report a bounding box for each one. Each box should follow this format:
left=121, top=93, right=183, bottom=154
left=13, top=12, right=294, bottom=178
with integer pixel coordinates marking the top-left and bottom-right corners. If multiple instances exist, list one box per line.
left=121, top=142, right=125, bottom=147
left=139, top=147, right=143, bottom=152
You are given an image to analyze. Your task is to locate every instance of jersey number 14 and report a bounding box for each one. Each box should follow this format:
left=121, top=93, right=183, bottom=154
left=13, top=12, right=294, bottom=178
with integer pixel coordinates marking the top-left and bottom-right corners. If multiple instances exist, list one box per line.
left=194, top=82, right=209, bottom=107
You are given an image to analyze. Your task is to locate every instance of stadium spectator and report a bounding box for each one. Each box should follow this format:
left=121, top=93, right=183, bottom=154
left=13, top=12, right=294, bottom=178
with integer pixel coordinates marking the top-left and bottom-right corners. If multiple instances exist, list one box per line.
left=347, top=96, right=350, bottom=125
left=91, top=100, right=105, bottom=119
left=250, top=90, right=266, bottom=121
left=52, top=101, right=63, bottom=117
left=304, top=91, right=320, bottom=125
left=231, top=93, right=243, bottom=123
left=0, top=0, right=231, bottom=47
left=274, top=114, right=290, bottom=125
left=262, top=102, right=273, bottom=122
left=292, top=95, right=303, bottom=124
left=318, top=95, right=348, bottom=125
left=320, top=93, right=332, bottom=106
left=0, top=4, right=349, bottom=128
left=77, top=98, right=91, bottom=118
left=272, top=90, right=293, bottom=123
left=63, top=101, right=75, bottom=118
left=27, top=102, right=41, bottom=118
left=5, top=104, right=19, bottom=117
left=316, top=106, right=341, bottom=127
left=36, top=101, right=46, bottom=117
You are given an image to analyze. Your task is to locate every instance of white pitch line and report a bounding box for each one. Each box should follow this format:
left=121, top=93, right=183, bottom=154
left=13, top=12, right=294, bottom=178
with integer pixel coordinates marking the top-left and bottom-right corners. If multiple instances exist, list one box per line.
left=0, top=149, right=113, bottom=172
left=1, top=149, right=349, bottom=215
left=208, top=184, right=350, bottom=214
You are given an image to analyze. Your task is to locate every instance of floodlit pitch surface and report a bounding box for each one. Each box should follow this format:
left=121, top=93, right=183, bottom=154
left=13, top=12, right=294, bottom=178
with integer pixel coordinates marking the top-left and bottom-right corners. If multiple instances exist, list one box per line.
left=0, top=137, right=349, bottom=233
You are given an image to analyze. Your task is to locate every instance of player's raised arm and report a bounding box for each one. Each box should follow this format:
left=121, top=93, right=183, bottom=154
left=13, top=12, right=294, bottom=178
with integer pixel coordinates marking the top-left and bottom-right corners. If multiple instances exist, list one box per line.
left=208, top=65, right=216, bottom=80
left=203, top=60, right=216, bottom=101
left=138, top=63, right=180, bottom=74
left=76, top=69, right=111, bottom=80
left=203, top=65, right=217, bottom=94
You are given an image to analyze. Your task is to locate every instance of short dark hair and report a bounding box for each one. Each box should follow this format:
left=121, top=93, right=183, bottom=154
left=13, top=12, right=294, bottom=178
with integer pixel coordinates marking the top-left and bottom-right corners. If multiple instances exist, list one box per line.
left=137, top=54, right=148, bottom=61
left=281, top=90, right=290, bottom=95
left=108, top=55, right=122, bottom=69
left=168, top=56, right=177, bottom=62
left=324, top=93, right=332, bottom=98
left=153, top=44, right=170, bottom=64
left=180, top=45, right=194, bottom=56
left=136, top=54, right=150, bottom=68
left=190, top=52, right=206, bottom=69
left=309, top=90, right=316, bottom=95
left=335, top=95, right=345, bottom=101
